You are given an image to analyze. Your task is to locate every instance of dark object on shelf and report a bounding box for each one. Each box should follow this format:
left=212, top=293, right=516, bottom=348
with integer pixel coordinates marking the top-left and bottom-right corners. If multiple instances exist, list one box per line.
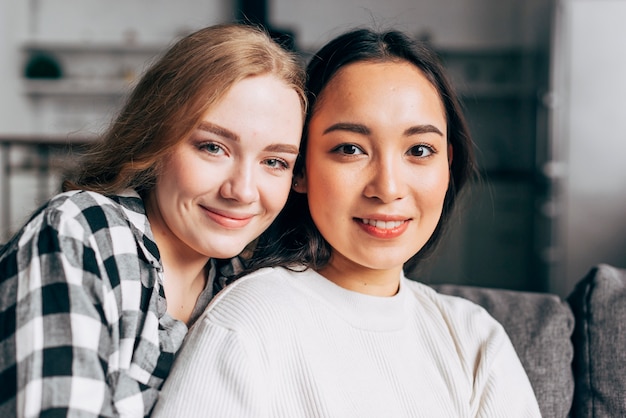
left=24, top=53, right=62, bottom=79
left=268, top=28, right=296, bottom=52
left=236, top=0, right=297, bottom=52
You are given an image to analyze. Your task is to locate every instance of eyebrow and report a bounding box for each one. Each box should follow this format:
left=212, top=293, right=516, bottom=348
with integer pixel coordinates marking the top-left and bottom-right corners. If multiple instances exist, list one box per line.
left=264, top=144, right=299, bottom=154
left=323, top=123, right=370, bottom=135
left=197, top=122, right=299, bottom=154
left=198, top=122, right=239, bottom=141
left=405, top=124, right=444, bottom=137
left=323, top=122, right=444, bottom=137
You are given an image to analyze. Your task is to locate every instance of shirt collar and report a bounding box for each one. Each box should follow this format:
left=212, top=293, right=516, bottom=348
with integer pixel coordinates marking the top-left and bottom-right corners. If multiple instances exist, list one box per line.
left=112, top=189, right=162, bottom=268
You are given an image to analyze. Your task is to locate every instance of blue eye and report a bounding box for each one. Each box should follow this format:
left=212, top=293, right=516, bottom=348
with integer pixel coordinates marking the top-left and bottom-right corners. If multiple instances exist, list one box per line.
left=332, top=144, right=364, bottom=155
left=264, top=158, right=289, bottom=170
left=200, top=142, right=225, bottom=155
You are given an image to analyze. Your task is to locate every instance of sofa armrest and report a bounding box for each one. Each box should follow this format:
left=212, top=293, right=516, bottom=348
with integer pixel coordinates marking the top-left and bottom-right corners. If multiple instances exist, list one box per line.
left=433, top=283, right=574, bottom=418
left=568, top=263, right=626, bottom=418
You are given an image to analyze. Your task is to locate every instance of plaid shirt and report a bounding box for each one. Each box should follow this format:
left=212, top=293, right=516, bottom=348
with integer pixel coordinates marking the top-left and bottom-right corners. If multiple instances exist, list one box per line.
left=0, top=189, right=238, bottom=417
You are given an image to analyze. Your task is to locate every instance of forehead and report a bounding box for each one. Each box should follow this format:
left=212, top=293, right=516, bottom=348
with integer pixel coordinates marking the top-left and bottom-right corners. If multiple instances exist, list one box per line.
left=328, top=60, right=437, bottom=94
left=312, top=61, right=446, bottom=126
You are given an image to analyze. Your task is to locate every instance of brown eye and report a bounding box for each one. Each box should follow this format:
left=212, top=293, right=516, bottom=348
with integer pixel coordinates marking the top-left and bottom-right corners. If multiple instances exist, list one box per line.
left=408, top=145, right=434, bottom=157
left=332, top=144, right=364, bottom=155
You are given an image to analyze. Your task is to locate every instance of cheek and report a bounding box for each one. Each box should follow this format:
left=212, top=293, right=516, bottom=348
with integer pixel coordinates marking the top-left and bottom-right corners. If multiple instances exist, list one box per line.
left=171, top=155, right=220, bottom=197
left=261, top=176, right=293, bottom=214
left=306, top=168, right=342, bottom=207
left=422, top=167, right=451, bottom=208
left=160, top=154, right=197, bottom=193
left=305, top=153, right=345, bottom=193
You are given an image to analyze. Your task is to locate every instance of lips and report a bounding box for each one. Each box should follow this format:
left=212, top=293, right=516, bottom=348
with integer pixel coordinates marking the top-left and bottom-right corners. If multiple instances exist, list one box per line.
left=360, top=218, right=405, bottom=230
left=202, top=206, right=255, bottom=229
left=355, top=217, right=410, bottom=238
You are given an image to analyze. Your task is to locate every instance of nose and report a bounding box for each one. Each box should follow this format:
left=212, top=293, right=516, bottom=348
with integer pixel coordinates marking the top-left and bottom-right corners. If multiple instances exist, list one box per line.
left=363, top=155, right=406, bottom=203
left=220, top=163, right=259, bottom=204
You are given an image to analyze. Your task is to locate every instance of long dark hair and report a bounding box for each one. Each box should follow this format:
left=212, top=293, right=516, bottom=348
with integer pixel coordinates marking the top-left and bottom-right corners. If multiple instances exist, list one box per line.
left=244, top=27, right=477, bottom=276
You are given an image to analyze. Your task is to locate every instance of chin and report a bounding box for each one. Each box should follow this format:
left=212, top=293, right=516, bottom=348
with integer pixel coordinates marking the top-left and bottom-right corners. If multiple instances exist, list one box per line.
left=197, top=242, right=243, bottom=260
left=360, top=258, right=411, bottom=271
left=212, top=248, right=246, bottom=259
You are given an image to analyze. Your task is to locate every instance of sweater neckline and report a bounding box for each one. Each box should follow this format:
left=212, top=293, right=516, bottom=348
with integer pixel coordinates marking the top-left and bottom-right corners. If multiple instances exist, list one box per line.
left=291, top=268, right=409, bottom=332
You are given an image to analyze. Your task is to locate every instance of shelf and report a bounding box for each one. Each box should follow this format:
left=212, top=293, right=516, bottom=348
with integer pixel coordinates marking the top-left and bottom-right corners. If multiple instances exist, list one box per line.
left=434, top=47, right=540, bottom=100
left=22, top=40, right=166, bottom=55
left=0, top=134, right=96, bottom=145
left=456, top=83, right=536, bottom=99
left=23, top=79, right=133, bottom=97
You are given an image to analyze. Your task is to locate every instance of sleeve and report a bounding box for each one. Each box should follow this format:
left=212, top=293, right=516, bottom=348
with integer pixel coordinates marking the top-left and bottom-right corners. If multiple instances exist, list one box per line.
left=7, top=208, right=120, bottom=417
left=151, top=314, right=267, bottom=418
left=458, top=306, right=543, bottom=418
left=474, top=334, right=543, bottom=417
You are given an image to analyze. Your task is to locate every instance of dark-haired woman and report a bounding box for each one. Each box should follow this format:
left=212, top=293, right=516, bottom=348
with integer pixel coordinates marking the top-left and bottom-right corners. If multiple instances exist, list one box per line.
left=153, top=27, right=540, bottom=417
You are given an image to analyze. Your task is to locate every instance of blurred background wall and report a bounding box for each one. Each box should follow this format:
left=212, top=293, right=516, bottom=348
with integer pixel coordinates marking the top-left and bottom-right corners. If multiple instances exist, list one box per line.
left=0, top=0, right=624, bottom=297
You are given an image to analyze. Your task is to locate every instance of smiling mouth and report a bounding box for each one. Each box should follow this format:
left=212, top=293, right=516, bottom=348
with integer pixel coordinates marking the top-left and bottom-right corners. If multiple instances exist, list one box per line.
left=202, top=206, right=255, bottom=228
left=358, top=218, right=407, bottom=230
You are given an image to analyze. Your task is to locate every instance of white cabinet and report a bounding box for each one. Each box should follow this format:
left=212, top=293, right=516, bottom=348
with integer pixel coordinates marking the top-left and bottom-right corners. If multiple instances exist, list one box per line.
left=20, top=41, right=165, bottom=135
left=548, top=0, right=626, bottom=296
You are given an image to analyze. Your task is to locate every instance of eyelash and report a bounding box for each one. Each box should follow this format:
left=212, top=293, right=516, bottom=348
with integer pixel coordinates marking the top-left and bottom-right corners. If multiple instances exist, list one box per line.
left=197, top=141, right=291, bottom=171
left=408, top=144, right=436, bottom=158
left=263, top=158, right=291, bottom=171
left=330, top=143, right=437, bottom=157
left=198, top=141, right=225, bottom=155
left=331, top=143, right=364, bottom=155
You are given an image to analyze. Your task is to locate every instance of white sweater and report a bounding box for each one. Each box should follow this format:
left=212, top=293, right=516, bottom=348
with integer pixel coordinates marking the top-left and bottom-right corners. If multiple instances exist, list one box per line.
left=153, top=267, right=541, bottom=418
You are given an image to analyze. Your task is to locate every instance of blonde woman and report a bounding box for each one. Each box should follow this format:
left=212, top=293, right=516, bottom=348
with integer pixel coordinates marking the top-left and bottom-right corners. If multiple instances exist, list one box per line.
left=0, top=23, right=305, bottom=417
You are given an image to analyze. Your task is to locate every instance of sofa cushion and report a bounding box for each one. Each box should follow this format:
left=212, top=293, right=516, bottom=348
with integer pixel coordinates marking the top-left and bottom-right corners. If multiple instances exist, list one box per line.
left=568, top=263, right=626, bottom=417
left=433, top=283, right=575, bottom=418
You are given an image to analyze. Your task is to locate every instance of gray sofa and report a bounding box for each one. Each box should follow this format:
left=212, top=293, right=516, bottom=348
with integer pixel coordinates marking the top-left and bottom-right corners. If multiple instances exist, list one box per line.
left=433, top=263, right=626, bottom=417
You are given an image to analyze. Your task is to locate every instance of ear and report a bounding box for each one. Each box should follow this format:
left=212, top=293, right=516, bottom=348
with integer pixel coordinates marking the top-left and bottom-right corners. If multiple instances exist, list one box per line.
left=447, top=144, right=453, bottom=167
left=292, top=172, right=307, bottom=194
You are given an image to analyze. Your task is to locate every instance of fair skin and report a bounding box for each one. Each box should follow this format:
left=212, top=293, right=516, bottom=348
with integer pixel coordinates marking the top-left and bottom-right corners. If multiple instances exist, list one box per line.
left=295, top=61, right=451, bottom=297
left=146, top=73, right=303, bottom=323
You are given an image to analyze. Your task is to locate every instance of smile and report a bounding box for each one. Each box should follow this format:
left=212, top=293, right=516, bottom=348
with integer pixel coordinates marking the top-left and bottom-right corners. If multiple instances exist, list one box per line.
left=202, top=206, right=255, bottom=229
left=360, top=218, right=405, bottom=230
left=356, top=217, right=410, bottom=239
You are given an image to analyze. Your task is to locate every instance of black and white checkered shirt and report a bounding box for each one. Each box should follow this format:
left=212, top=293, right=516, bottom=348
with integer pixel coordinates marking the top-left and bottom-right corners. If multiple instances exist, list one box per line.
left=0, top=189, right=238, bottom=417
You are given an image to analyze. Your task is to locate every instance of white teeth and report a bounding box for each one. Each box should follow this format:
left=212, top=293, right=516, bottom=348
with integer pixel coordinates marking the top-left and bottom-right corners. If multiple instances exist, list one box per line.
left=362, top=219, right=404, bottom=229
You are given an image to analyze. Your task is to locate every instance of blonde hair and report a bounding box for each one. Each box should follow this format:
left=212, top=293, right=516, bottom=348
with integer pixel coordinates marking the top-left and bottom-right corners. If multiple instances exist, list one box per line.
left=64, top=24, right=306, bottom=195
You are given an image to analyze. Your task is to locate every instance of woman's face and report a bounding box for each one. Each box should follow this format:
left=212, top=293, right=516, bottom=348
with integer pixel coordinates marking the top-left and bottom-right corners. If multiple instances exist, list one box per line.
left=300, top=61, right=451, bottom=281
left=148, top=73, right=303, bottom=262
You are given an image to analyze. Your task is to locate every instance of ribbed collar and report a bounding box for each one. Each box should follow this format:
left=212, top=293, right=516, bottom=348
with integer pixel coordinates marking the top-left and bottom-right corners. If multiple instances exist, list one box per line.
left=286, top=268, right=410, bottom=332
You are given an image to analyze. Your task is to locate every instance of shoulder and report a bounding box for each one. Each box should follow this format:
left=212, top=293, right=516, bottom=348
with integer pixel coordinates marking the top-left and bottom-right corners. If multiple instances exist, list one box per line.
left=212, top=267, right=303, bottom=307
left=202, top=267, right=308, bottom=328
left=404, top=278, right=494, bottom=317
left=402, top=282, right=539, bottom=414
left=1, top=190, right=114, bottom=246
left=26, top=190, right=131, bottom=232
left=403, top=279, right=523, bottom=384
left=2, top=190, right=151, bottom=264
left=48, top=191, right=139, bottom=248
left=403, top=278, right=507, bottom=344
left=51, top=190, right=144, bottom=230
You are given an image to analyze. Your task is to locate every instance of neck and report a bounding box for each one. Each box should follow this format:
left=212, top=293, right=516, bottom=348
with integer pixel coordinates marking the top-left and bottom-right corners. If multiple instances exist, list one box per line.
left=160, top=260, right=209, bottom=325
left=145, top=194, right=210, bottom=324
left=148, top=223, right=209, bottom=287
left=158, top=241, right=210, bottom=324
left=317, top=259, right=402, bottom=297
